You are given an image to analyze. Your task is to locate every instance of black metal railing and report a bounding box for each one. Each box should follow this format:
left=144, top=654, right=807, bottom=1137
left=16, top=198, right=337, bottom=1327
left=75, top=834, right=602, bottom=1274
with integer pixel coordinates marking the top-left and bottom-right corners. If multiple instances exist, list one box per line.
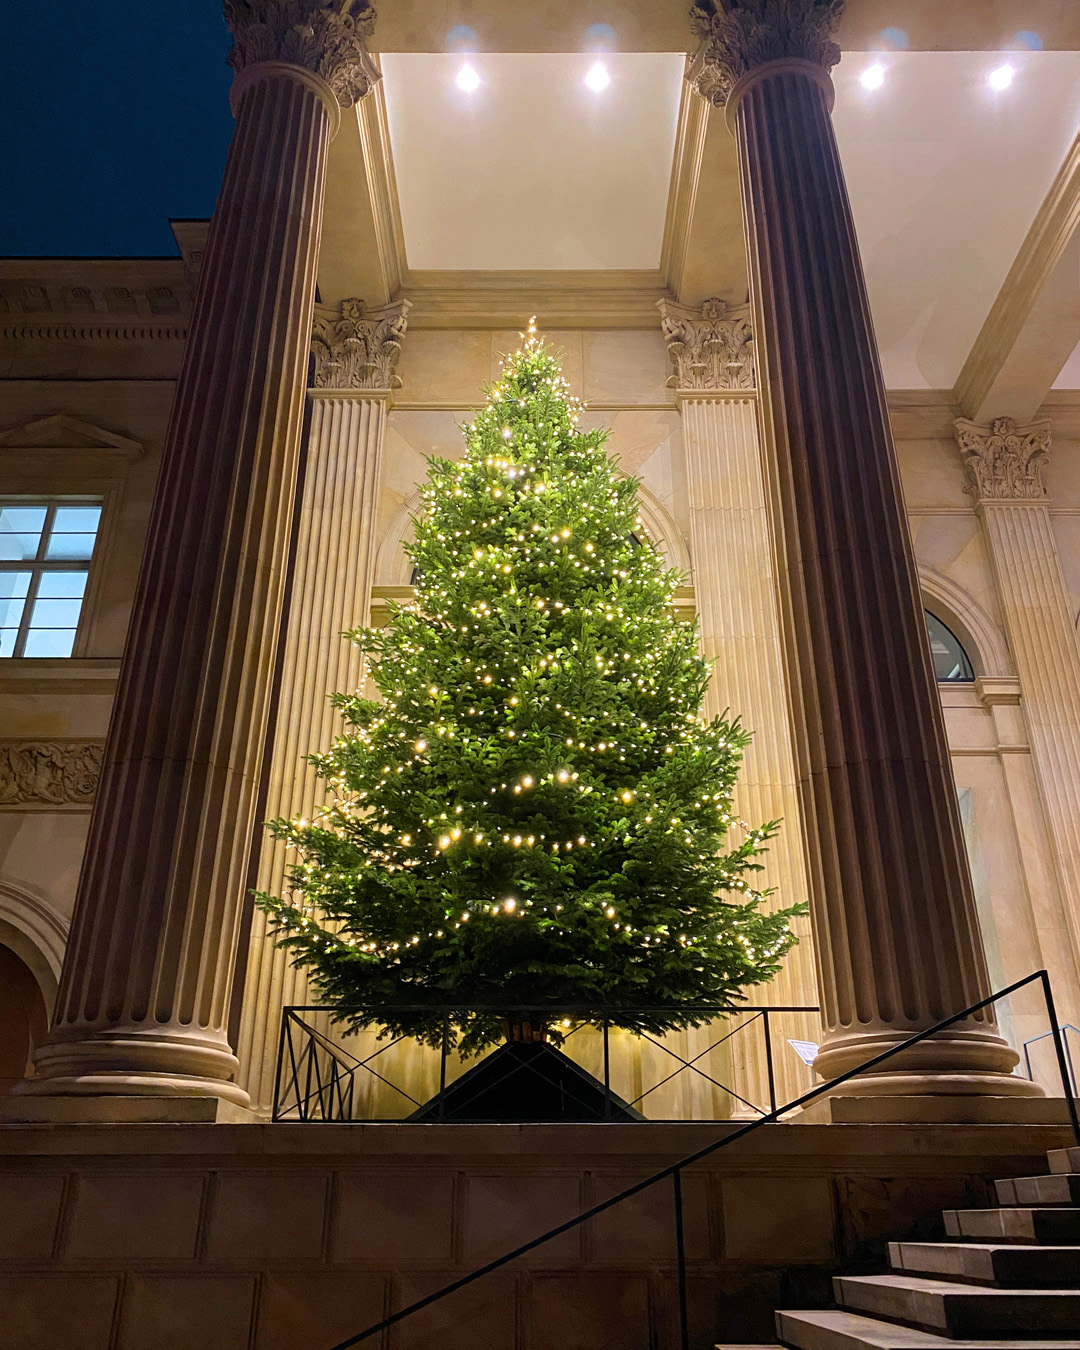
left=272, top=1002, right=821, bottom=1122
left=317, top=969, right=1080, bottom=1350
left=1025, top=1022, right=1080, bottom=1095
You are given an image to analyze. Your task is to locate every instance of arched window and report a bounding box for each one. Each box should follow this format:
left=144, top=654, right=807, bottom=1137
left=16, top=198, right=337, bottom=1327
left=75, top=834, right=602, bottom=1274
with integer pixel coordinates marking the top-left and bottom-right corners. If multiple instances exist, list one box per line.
left=925, top=611, right=974, bottom=682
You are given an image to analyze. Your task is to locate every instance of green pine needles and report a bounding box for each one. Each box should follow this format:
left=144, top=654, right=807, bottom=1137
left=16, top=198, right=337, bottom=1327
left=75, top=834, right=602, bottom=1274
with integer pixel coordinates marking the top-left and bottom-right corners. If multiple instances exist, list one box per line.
left=258, top=329, right=804, bottom=1053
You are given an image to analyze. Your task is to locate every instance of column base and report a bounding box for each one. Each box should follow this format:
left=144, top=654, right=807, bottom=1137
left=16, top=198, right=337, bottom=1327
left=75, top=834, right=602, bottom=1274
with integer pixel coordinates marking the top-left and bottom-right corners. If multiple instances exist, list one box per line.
left=813, top=1025, right=1033, bottom=1088
left=795, top=1092, right=1074, bottom=1125
left=0, top=1092, right=257, bottom=1124
left=20, top=1028, right=249, bottom=1110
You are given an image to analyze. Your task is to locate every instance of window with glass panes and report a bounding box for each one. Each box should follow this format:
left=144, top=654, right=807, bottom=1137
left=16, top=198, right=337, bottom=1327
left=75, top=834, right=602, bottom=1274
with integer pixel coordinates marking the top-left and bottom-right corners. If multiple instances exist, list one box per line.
left=0, top=501, right=102, bottom=657
left=925, top=610, right=975, bottom=682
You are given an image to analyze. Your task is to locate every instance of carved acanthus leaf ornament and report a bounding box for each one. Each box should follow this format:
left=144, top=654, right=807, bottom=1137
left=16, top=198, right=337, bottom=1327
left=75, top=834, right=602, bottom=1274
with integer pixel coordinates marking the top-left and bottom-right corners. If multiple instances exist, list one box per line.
left=686, top=0, right=844, bottom=107
left=658, top=298, right=755, bottom=390
left=311, top=297, right=410, bottom=390
left=225, top=0, right=380, bottom=107
left=0, top=741, right=103, bottom=806
left=954, top=416, right=1051, bottom=503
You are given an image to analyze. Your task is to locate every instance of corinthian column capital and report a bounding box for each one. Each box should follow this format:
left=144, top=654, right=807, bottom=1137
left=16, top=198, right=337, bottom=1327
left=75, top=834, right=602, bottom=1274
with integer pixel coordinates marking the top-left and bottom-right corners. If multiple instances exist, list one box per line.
left=954, top=415, right=1051, bottom=503
left=686, top=0, right=844, bottom=108
left=311, top=297, right=410, bottom=390
left=658, top=297, right=755, bottom=391
left=225, top=0, right=380, bottom=108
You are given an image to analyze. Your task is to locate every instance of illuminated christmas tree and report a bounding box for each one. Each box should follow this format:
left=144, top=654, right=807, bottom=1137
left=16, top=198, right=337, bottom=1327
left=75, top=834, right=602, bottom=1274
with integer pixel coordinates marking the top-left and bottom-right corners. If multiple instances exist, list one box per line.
left=258, top=326, right=803, bottom=1056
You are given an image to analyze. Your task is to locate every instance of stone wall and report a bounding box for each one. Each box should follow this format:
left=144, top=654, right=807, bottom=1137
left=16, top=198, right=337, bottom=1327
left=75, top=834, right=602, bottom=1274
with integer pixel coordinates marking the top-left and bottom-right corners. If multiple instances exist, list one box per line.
left=0, top=1120, right=1069, bottom=1349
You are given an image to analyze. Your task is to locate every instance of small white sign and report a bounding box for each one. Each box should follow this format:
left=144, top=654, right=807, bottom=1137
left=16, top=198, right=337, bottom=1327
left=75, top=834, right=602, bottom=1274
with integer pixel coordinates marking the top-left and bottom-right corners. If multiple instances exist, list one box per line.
left=787, top=1038, right=819, bottom=1067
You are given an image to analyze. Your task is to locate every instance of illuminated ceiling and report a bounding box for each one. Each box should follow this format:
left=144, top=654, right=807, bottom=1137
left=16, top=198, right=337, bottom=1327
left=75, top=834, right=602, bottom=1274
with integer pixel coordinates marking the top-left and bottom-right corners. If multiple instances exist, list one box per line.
left=325, top=36, right=1080, bottom=391
left=381, top=53, right=685, bottom=270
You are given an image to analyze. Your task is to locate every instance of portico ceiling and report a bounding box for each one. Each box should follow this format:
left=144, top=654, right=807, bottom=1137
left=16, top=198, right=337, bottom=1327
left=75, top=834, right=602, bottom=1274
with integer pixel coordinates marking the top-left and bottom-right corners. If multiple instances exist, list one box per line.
left=381, top=53, right=685, bottom=271
left=833, top=49, right=1080, bottom=389
left=320, top=9, right=1080, bottom=396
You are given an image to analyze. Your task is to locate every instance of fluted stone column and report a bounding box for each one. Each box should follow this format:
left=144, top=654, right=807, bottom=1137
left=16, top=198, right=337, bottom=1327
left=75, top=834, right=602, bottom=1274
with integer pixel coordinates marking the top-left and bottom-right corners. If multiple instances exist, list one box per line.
left=13, top=2, right=380, bottom=1112
left=660, top=298, right=817, bottom=1109
left=687, top=0, right=1034, bottom=1098
left=956, top=417, right=1080, bottom=995
left=236, top=297, right=409, bottom=1112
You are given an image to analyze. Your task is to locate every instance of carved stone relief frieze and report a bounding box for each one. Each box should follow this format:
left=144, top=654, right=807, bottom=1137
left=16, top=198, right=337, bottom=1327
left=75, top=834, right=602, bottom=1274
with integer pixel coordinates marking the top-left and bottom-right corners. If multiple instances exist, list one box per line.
left=658, top=297, right=755, bottom=391
left=0, top=741, right=104, bottom=807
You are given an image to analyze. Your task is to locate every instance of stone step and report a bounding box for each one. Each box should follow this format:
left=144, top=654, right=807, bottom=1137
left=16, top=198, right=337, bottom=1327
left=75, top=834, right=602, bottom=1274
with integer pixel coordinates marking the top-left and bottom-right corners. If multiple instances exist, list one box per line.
left=889, top=1240, right=1080, bottom=1287
left=1050, top=1148, right=1080, bottom=1176
left=774, top=1307, right=1080, bottom=1350
left=945, top=1206, right=1080, bottom=1244
left=834, top=1273, right=1080, bottom=1336
left=996, top=1174, right=1080, bottom=1206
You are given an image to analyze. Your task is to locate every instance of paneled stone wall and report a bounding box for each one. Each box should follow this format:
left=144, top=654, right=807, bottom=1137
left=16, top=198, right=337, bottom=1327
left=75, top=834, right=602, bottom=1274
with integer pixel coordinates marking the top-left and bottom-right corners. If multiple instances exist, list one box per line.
left=0, top=1121, right=1066, bottom=1349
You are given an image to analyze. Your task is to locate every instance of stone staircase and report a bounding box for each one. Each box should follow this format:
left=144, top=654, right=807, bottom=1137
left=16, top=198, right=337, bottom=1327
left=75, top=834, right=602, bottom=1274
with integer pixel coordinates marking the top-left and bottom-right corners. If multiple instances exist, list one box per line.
left=723, top=1146, right=1080, bottom=1350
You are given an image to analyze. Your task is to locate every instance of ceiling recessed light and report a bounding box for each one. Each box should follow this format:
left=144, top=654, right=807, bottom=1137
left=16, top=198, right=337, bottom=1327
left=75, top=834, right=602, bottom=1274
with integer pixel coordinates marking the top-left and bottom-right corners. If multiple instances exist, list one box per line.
left=456, top=63, right=481, bottom=93
left=988, top=63, right=1015, bottom=91
left=859, top=63, right=886, bottom=90
left=584, top=61, right=611, bottom=92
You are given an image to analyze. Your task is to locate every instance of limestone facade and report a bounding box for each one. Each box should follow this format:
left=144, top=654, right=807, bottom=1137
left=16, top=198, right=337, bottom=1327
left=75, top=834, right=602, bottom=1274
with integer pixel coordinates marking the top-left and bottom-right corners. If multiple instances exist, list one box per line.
left=3, top=265, right=1080, bottom=1111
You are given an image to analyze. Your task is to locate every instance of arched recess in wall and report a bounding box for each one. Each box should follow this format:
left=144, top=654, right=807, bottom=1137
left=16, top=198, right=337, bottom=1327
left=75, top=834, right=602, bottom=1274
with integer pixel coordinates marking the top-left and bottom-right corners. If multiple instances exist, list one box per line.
left=918, top=563, right=1013, bottom=680
left=0, top=877, right=67, bottom=1014
left=374, top=484, right=692, bottom=588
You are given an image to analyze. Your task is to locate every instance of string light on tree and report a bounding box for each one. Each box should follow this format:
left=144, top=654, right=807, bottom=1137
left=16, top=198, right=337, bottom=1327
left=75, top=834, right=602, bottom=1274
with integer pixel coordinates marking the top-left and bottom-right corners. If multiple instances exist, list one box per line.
left=257, top=327, right=804, bottom=1053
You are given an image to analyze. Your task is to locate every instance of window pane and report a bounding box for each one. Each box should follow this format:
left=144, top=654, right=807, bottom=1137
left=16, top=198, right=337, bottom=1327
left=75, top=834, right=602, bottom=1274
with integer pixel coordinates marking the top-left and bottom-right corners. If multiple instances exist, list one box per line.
left=29, top=596, right=84, bottom=628
left=0, top=505, right=47, bottom=561
left=0, top=570, right=31, bottom=598
left=0, top=500, right=100, bottom=660
left=0, top=506, right=47, bottom=534
left=0, top=595, right=25, bottom=628
left=925, top=611, right=974, bottom=682
left=23, top=628, right=76, bottom=657
left=36, top=571, right=88, bottom=598
left=52, top=506, right=102, bottom=533
left=45, top=532, right=97, bottom=561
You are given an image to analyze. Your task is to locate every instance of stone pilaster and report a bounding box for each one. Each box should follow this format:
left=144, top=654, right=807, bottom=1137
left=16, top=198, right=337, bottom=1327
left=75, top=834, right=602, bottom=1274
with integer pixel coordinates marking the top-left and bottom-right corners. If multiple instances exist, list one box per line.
left=688, top=0, right=1033, bottom=1099
left=956, top=416, right=1080, bottom=1001
left=660, top=298, right=817, bottom=1110
left=13, top=2, right=380, bottom=1113
left=236, top=298, right=408, bottom=1111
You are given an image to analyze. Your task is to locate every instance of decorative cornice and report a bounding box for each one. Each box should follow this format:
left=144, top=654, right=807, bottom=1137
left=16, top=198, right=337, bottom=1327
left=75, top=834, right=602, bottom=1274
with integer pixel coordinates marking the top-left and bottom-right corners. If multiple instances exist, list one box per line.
left=0, top=741, right=103, bottom=807
left=0, top=322, right=187, bottom=346
left=401, top=271, right=666, bottom=331
left=224, top=0, right=380, bottom=108
left=686, top=0, right=844, bottom=107
left=0, top=277, right=188, bottom=320
left=954, top=415, right=1051, bottom=503
left=658, top=296, right=754, bottom=390
left=310, top=297, right=410, bottom=390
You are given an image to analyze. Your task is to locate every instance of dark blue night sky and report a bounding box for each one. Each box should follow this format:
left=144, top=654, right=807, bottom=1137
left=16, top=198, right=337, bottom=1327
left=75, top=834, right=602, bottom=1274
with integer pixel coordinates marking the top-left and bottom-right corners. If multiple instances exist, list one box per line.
left=1, top=2, right=234, bottom=257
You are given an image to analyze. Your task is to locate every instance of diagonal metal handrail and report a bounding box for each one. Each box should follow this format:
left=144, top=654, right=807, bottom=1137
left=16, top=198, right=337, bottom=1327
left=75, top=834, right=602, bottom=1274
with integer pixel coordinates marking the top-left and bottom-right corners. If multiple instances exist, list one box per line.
left=323, top=969, right=1080, bottom=1350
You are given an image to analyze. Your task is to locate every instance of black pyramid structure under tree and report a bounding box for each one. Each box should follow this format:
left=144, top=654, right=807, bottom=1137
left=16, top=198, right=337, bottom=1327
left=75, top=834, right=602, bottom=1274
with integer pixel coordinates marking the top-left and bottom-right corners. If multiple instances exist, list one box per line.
left=258, top=326, right=804, bottom=1057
